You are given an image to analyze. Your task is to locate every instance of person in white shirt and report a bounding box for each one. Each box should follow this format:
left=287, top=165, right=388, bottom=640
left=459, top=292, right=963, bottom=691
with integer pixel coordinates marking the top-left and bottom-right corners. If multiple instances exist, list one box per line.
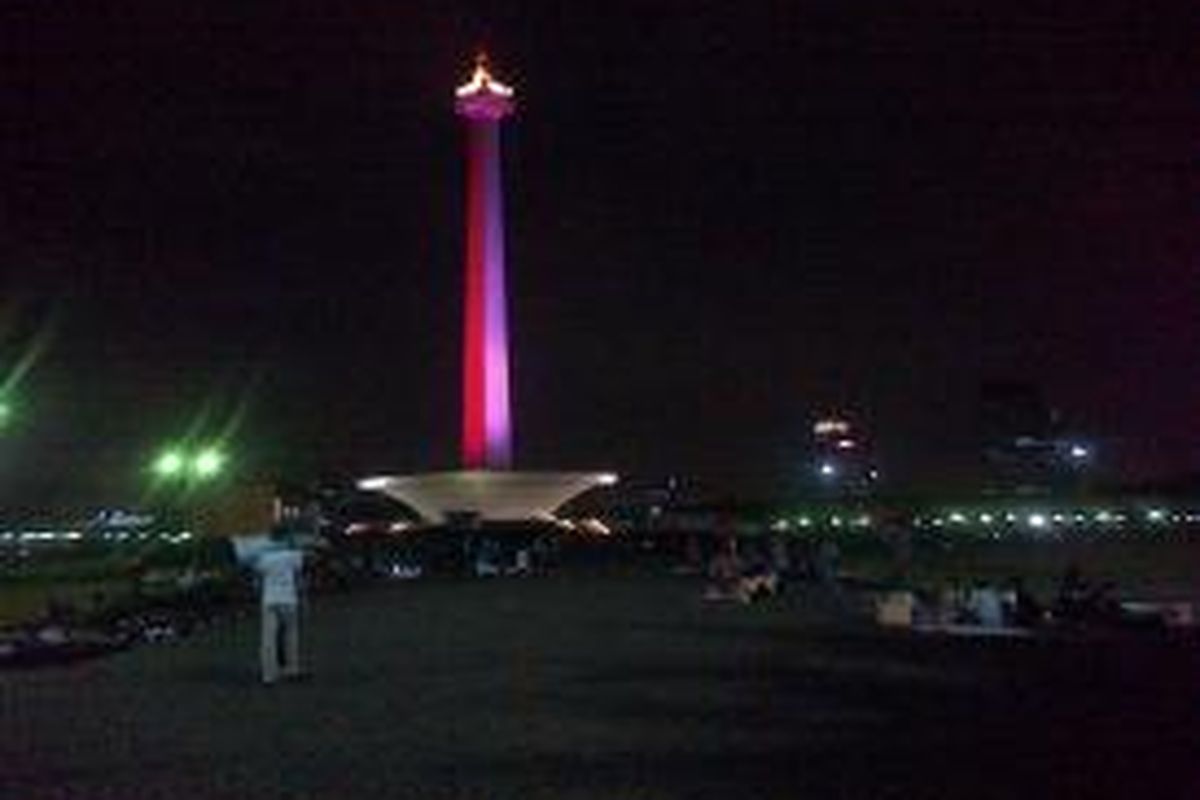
left=237, top=526, right=307, bottom=685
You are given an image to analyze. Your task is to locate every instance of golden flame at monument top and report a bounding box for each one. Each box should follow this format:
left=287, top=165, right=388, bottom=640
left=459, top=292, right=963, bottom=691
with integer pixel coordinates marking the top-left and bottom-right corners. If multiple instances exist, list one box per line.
left=455, top=53, right=515, bottom=99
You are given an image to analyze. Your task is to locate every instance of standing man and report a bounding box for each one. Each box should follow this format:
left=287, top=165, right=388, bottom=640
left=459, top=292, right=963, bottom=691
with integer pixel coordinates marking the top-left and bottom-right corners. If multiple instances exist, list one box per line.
left=252, top=526, right=306, bottom=685
left=222, top=483, right=327, bottom=684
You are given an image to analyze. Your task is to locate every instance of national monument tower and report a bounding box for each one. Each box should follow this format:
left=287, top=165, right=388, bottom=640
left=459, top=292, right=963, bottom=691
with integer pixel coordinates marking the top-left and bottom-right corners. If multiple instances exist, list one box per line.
left=358, top=56, right=615, bottom=523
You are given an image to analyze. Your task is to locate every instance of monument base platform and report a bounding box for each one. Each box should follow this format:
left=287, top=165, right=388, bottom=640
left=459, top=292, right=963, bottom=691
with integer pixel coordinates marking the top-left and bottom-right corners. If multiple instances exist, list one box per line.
left=358, top=470, right=617, bottom=524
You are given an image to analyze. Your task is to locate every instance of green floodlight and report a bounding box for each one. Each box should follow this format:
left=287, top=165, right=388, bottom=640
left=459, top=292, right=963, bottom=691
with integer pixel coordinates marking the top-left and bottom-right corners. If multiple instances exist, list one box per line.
left=154, top=449, right=185, bottom=477
left=193, top=448, right=225, bottom=478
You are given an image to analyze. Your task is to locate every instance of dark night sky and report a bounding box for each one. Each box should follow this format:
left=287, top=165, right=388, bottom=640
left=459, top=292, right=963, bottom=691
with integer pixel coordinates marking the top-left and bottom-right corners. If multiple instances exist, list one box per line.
left=2, top=1, right=1198, bottom=508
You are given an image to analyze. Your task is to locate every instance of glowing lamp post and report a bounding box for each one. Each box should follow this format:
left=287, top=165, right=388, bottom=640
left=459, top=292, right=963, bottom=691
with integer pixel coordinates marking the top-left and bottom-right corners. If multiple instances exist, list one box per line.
left=193, top=448, right=226, bottom=478
left=152, top=446, right=227, bottom=482
left=153, top=449, right=186, bottom=478
left=149, top=445, right=230, bottom=535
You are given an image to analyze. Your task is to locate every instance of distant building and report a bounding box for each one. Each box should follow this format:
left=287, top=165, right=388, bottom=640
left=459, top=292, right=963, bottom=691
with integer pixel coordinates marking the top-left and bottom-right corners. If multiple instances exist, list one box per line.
left=978, top=381, right=1093, bottom=494
left=810, top=414, right=880, bottom=497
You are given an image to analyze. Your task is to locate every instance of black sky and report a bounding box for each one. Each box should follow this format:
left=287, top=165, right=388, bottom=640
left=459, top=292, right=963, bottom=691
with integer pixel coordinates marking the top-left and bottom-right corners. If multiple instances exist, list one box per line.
left=2, top=1, right=1198, bottom=507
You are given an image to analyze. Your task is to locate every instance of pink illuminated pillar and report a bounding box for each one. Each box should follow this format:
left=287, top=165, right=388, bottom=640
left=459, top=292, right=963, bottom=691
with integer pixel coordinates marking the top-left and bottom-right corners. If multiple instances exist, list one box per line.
left=455, top=56, right=515, bottom=469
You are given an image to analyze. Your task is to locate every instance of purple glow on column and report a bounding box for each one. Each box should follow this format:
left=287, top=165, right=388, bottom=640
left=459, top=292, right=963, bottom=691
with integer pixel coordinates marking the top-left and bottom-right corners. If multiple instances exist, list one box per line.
left=481, top=123, right=512, bottom=467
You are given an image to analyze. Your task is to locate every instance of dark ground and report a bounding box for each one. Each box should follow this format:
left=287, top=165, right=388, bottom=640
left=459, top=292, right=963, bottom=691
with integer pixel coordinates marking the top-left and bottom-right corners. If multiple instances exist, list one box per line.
left=3, top=574, right=1198, bottom=799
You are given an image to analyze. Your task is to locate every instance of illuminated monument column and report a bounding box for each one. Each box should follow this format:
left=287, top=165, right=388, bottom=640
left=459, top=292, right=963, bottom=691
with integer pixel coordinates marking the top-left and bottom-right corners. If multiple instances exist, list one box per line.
left=357, top=56, right=616, bottom=523
left=456, top=56, right=514, bottom=469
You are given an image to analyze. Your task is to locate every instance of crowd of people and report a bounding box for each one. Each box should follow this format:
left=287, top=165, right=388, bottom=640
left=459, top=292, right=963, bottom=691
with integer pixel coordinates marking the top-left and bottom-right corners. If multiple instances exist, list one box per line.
left=885, top=565, right=1175, bottom=633
left=701, top=535, right=840, bottom=604
left=0, top=569, right=239, bottom=667
left=4, top=502, right=1188, bottom=676
left=688, top=526, right=1186, bottom=639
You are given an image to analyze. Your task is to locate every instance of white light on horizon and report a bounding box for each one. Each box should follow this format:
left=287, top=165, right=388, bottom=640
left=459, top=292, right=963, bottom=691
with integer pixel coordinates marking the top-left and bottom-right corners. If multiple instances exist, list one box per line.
left=813, top=418, right=851, bottom=436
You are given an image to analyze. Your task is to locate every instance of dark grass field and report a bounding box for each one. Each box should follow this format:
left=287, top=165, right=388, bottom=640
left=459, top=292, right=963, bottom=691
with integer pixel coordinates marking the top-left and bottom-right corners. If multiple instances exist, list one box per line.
left=3, top=573, right=1199, bottom=799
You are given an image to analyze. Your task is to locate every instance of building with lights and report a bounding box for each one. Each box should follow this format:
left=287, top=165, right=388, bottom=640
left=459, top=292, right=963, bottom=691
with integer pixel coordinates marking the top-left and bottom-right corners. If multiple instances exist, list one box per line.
left=359, top=56, right=615, bottom=524
left=810, top=414, right=879, bottom=496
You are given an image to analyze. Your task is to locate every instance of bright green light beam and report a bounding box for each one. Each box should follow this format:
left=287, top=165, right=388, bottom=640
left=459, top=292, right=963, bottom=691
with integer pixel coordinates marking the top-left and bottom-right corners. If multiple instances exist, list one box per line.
left=193, top=449, right=225, bottom=478
left=154, top=450, right=185, bottom=477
